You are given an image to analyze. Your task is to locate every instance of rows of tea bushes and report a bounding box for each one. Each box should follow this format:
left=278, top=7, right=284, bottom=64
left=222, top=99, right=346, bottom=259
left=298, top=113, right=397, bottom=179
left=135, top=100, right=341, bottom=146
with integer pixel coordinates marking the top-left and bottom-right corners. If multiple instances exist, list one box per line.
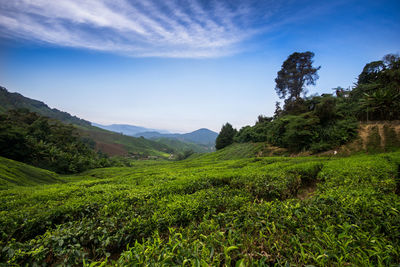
left=0, top=156, right=62, bottom=189
left=0, top=152, right=399, bottom=265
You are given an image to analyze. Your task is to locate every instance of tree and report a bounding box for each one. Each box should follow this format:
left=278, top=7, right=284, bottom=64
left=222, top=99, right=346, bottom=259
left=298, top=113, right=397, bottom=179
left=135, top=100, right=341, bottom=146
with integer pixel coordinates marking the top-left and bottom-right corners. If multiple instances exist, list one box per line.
left=275, top=52, right=320, bottom=102
left=352, top=53, right=400, bottom=120
left=357, top=60, right=385, bottom=85
left=273, top=102, right=282, bottom=119
left=215, top=123, right=236, bottom=150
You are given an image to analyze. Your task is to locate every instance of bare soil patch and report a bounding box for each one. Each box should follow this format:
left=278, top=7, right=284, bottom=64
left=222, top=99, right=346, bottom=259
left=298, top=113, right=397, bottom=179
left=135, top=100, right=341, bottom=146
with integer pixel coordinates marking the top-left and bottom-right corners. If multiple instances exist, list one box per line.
left=297, top=181, right=317, bottom=200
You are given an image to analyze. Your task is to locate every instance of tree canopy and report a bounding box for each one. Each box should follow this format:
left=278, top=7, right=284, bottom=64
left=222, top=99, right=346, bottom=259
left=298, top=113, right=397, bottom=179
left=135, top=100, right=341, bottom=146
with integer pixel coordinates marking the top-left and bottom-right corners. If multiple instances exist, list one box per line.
left=352, top=53, right=400, bottom=120
left=215, top=123, right=236, bottom=150
left=275, top=52, right=320, bottom=102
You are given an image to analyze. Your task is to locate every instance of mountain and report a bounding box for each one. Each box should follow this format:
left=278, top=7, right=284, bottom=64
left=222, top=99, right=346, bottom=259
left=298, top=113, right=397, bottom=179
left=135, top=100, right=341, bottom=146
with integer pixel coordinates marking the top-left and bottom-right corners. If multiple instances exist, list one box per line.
left=92, top=123, right=170, bottom=136
left=181, top=128, right=219, bottom=145
left=135, top=128, right=218, bottom=146
left=0, top=86, right=174, bottom=158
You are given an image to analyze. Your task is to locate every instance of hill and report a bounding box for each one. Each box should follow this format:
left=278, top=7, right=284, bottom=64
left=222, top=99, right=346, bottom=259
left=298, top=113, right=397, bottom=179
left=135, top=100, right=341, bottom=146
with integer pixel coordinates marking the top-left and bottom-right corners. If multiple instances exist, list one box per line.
left=0, top=86, right=90, bottom=127
left=190, top=142, right=287, bottom=161
left=0, top=86, right=174, bottom=158
left=0, top=156, right=62, bottom=189
left=135, top=128, right=218, bottom=147
left=154, top=138, right=211, bottom=153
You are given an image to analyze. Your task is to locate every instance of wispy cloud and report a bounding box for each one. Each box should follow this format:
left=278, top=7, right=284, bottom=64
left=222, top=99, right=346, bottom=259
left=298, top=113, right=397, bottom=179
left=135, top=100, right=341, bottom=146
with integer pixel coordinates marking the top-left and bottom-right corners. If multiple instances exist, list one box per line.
left=0, top=0, right=326, bottom=58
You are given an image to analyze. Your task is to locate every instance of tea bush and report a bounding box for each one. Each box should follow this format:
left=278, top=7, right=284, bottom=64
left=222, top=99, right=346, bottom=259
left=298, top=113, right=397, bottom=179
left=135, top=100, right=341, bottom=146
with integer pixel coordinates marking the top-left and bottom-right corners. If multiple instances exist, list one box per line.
left=0, top=152, right=399, bottom=266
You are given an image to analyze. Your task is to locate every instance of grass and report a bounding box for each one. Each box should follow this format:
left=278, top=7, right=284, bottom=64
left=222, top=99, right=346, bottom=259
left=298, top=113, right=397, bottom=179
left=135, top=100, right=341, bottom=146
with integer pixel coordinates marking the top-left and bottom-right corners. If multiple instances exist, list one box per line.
left=0, top=151, right=399, bottom=266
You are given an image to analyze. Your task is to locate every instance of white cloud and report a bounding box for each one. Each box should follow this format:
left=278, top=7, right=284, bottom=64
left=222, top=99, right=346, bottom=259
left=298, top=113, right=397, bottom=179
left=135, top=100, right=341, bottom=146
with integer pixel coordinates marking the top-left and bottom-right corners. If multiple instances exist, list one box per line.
left=0, top=0, right=318, bottom=58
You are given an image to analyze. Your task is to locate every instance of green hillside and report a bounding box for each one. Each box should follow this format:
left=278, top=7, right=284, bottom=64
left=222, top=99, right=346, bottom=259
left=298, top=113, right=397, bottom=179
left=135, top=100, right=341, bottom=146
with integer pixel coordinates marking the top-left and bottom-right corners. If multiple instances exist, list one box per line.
left=1, top=152, right=399, bottom=265
left=154, top=137, right=210, bottom=153
left=191, top=142, right=288, bottom=161
left=0, top=86, right=175, bottom=158
left=0, top=86, right=90, bottom=127
left=0, top=156, right=62, bottom=189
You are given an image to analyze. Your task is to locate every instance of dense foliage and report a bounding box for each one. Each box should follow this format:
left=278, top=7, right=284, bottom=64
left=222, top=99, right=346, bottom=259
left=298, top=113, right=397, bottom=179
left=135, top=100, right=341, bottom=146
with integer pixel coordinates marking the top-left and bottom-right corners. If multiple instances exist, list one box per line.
left=225, top=53, right=399, bottom=152
left=275, top=51, right=320, bottom=103
left=233, top=94, right=359, bottom=152
left=215, top=123, right=237, bottom=150
left=352, top=53, right=400, bottom=120
left=0, top=151, right=399, bottom=265
left=0, top=109, right=116, bottom=173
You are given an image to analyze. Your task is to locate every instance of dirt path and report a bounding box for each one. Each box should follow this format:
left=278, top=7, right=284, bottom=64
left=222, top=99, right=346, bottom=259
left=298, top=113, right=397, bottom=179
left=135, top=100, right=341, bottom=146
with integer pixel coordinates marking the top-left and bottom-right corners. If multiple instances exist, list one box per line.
left=297, top=181, right=317, bottom=200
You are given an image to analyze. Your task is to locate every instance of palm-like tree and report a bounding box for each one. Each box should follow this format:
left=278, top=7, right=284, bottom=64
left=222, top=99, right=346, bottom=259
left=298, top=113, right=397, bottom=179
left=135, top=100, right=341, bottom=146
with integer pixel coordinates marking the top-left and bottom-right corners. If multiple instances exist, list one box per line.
left=361, top=88, right=400, bottom=120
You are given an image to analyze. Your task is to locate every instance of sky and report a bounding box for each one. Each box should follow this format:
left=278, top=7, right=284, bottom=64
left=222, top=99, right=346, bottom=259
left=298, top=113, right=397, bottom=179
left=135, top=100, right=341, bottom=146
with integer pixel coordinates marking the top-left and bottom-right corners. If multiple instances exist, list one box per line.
left=0, top=0, right=399, bottom=133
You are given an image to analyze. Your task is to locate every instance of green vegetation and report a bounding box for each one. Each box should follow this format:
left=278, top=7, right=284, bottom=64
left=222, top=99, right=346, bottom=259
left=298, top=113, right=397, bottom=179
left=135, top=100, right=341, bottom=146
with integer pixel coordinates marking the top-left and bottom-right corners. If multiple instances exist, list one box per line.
left=355, top=54, right=400, bottom=120
left=193, top=142, right=287, bottom=161
left=0, top=151, right=399, bottom=266
left=154, top=138, right=210, bottom=154
left=275, top=51, right=320, bottom=103
left=1, top=52, right=399, bottom=266
left=0, top=156, right=62, bottom=189
left=216, top=123, right=237, bottom=150
left=218, top=53, right=399, bottom=153
left=0, top=109, right=113, bottom=173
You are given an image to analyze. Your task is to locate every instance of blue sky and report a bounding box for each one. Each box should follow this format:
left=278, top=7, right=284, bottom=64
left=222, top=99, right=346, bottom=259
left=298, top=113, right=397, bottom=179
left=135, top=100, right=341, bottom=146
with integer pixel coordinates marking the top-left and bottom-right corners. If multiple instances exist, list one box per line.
left=0, top=0, right=399, bottom=132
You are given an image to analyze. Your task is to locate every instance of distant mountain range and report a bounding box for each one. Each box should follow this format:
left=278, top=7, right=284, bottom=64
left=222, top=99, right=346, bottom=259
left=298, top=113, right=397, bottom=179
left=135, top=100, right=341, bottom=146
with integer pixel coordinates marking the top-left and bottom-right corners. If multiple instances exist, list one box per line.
left=92, top=123, right=170, bottom=136
left=93, top=122, right=218, bottom=148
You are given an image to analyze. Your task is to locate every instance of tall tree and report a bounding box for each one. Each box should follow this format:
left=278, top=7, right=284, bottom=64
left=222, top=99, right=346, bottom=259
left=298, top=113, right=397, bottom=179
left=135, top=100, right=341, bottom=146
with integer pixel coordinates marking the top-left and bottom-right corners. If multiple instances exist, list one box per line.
left=215, top=123, right=236, bottom=150
left=275, top=52, right=320, bottom=102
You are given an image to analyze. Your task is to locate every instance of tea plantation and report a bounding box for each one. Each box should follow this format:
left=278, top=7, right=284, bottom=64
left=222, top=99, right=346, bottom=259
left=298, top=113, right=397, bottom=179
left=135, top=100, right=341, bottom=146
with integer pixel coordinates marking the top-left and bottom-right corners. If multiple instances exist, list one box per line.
left=1, top=151, right=400, bottom=266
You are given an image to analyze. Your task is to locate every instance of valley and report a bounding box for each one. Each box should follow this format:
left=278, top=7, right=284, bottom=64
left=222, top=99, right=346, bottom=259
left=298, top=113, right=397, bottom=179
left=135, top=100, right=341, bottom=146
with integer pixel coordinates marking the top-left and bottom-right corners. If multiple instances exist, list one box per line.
left=1, top=3, right=399, bottom=265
